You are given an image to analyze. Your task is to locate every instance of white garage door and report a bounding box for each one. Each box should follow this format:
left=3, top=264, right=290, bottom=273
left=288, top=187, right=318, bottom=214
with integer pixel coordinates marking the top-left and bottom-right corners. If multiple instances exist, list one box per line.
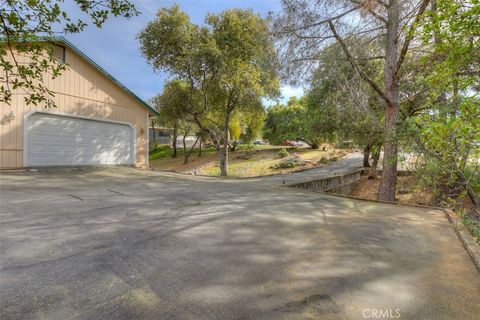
left=25, top=112, right=135, bottom=166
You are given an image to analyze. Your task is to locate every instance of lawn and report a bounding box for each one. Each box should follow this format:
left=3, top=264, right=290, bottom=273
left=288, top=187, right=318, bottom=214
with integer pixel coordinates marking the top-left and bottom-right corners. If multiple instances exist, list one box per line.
left=149, top=145, right=217, bottom=161
left=149, top=145, right=349, bottom=177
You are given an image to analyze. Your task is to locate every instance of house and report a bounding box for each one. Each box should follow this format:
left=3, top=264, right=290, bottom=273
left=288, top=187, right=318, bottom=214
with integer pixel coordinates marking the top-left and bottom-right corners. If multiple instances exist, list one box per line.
left=149, top=127, right=173, bottom=147
left=149, top=127, right=200, bottom=150
left=0, top=37, right=158, bottom=169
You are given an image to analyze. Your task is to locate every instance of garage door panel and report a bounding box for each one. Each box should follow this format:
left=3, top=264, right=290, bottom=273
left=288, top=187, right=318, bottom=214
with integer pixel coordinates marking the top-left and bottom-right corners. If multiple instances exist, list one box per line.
left=26, top=113, right=134, bottom=166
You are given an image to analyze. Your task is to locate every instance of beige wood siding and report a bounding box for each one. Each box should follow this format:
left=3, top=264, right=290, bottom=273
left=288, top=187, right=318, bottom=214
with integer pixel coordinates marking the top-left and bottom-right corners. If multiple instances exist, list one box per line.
left=1, top=46, right=150, bottom=169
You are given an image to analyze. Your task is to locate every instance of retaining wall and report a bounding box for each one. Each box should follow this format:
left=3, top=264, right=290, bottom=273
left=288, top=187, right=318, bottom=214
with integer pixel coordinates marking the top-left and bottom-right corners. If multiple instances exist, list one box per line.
left=290, top=170, right=362, bottom=195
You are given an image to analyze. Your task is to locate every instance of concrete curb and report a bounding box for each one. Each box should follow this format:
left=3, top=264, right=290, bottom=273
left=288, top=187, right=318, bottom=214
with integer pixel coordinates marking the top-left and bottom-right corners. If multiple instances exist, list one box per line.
left=444, top=209, right=480, bottom=272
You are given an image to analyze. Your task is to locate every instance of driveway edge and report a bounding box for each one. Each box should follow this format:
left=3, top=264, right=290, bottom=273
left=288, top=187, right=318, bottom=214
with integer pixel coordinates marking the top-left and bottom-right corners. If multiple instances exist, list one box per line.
left=444, top=209, right=480, bottom=272
left=287, top=186, right=480, bottom=272
left=286, top=184, right=444, bottom=211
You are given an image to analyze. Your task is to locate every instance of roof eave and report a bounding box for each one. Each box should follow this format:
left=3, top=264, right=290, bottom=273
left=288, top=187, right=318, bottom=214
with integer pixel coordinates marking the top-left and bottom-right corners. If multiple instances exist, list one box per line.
left=3, top=36, right=159, bottom=116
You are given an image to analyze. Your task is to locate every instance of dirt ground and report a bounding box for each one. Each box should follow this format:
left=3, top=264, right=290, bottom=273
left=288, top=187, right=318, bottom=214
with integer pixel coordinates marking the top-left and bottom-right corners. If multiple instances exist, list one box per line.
left=351, top=176, right=436, bottom=206
left=150, top=150, right=218, bottom=172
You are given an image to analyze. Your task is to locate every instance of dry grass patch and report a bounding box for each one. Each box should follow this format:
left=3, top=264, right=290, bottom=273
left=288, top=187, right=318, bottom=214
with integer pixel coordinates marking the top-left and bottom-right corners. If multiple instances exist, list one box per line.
left=150, top=146, right=350, bottom=177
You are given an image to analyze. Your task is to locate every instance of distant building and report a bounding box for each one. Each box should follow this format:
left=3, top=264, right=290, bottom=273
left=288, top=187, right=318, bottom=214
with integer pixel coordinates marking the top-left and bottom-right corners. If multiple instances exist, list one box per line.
left=149, top=127, right=173, bottom=146
left=149, top=128, right=199, bottom=149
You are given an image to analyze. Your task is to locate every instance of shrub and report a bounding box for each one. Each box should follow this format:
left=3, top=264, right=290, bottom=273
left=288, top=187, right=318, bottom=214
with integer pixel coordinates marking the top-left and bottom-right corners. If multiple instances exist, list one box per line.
left=277, top=148, right=289, bottom=158
left=319, top=157, right=329, bottom=164
left=318, top=155, right=339, bottom=165
left=272, top=159, right=299, bottom=169
left=242, top=144, right=256, bottom=159
left=272, top=155, right=307, bottom=169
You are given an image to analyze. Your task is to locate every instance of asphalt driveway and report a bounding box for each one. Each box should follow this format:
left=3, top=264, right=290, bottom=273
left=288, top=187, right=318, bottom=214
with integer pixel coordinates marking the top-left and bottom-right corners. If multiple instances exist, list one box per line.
left=1, top=167, right=479, bottom=320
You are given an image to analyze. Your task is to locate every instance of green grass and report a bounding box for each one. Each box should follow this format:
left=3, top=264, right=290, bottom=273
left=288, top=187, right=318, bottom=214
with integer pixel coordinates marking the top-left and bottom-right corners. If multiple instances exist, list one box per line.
left=149, top=145, right=216, bottom=161
left=149, top=144, right=284, bottom=161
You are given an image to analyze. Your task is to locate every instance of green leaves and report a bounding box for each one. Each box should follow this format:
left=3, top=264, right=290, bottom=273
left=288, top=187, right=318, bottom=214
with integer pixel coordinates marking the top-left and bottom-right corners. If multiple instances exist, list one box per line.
left=152, top=80, right=192, bottom=125
left=420, top=0, right=479, bottom=91
left=406, top=95, right=480, bottom=205
left=140, top=6, right=278, bottom=135
left=140, top=6, right=279, bottom=175
left=139, top=5, right=195, bottom=74
left=263, top=98, right=321, bottom=147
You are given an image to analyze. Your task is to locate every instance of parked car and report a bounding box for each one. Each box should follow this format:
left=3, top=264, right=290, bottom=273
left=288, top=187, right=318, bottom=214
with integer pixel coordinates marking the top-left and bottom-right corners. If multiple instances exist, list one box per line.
left=281, top=140, right=295, bottom=147
left=253, top=140, right=262, bottom=145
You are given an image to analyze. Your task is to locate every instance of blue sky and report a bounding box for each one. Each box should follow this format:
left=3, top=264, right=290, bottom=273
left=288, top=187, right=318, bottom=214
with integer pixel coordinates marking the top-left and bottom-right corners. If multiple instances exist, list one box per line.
left=64, top=0, right=303, bottom=105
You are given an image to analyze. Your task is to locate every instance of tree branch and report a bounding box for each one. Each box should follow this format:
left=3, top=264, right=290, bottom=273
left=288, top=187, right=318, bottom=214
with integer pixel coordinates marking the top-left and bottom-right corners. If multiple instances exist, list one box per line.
left=400, top=87, right=430, bottom=105
left=350, top=0, right=388, bottom=24
left=375, top=0, right=388, bottom=7
left=292, top=6, right=360, bottom=31
left=328, top=20, right=391, bottom=105
left=395, top=0, right=431, bottom=75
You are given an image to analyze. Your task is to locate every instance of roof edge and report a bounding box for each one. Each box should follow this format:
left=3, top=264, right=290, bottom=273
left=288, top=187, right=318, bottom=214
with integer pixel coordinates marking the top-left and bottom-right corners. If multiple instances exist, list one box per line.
left=4, top=36, right=158, bottom=116
left=58, top=37, right=158, bottom=116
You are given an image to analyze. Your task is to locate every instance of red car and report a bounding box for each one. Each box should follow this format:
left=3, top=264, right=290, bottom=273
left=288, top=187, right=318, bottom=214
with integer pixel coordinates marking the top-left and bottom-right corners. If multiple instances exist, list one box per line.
left=281, top=140, right=295, bottom=147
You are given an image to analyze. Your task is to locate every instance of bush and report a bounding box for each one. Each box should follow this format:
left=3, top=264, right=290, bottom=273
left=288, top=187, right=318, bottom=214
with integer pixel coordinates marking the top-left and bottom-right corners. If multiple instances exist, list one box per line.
left=272, top=159, right=299, bottom=169
left=272, top=155, right=308, bottom=169
left=318, top=155, right=339, bottom=165
left=277, top=148, right=289, bottom=158
left=319, top=156, right=329, bottom=164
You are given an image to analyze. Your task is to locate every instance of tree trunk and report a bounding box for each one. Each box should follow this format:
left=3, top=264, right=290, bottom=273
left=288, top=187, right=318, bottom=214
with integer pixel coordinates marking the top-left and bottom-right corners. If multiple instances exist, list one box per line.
left=181, top=129, right=191, bottom=165
left=172, top=122, right=178, bottom=158
left=363, top=144, right=371, bottom=167
left=184, top=135, right=200, bottom=164
left=378, top=100, right=400, bottom=201
left=198, top=139, right=202, bottom=156
left=299, top=139, right=318, bottom=149
left=192, top=115, right=223, bottom=172
left=456, top=171, right=480, bottom=217
left=229, top=140, right=237, bottom=152
left=378, top=0, right=400, bottom=202
left=368, top=144, right=381, bottom=179
left=182, top=134, right=188, bottom=164
left=205, top=130, right=224, bottom=170
left=219, top=149, right=227, bottom=176
left=220, top=111, right=231, bottom=177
